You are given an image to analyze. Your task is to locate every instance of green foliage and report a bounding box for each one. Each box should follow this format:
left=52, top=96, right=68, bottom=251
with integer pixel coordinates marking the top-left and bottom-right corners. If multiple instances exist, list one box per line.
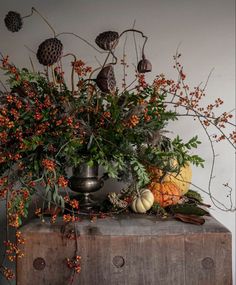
left=185, top=189, right=203, bottom=202
left=130, top=157, right=150, bottom=187
left=150, top=202, right=168, bottom=217
left=170, top=204, right=209, bottom=216
left=172, top=135, right=205, bottom=167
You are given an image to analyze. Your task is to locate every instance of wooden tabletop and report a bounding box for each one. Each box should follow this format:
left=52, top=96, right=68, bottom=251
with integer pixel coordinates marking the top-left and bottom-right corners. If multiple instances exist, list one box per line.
left=20, top=214, right=231, bottom=236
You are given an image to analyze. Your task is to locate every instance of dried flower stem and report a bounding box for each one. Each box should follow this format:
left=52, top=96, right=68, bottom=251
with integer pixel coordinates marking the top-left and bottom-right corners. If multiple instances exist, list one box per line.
left=55, top=32, right=105, bottom=54
left=119, top=29, right=148, bottom=59
left=31, top=7, right=56, bottom=37
left=166, top=95, right=235, bottom=148
left=0, top=79, right=8, bottom=92
left=122, top=29, right=128, bottom=89
left=168, top=60, right=235, bottom=210
left=132, top=20, right=139, bottom=67
left=24, top=45, right=36, bottom=55
left=61, top=53, right=77, bottom=95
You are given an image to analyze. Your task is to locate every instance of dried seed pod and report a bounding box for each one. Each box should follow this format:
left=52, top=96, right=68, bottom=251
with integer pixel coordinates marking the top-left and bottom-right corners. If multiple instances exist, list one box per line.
left=137, top=58, right=152, bottom=73
left=4, top=11, right=23, bottom=32
left=108, top=192, right=128, bottom=209
left=95, top=31, right=119, bottom=50
left=36, top=38, right=63, bottom=66
left=96, top=65, right=116, bottom=93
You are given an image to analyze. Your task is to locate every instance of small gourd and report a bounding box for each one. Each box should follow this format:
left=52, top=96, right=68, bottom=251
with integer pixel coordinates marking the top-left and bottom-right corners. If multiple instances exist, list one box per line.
left=131, top=188, right=154, bottom=213
left=164, top=161, right=192, bottom=195
left=149, top=181, right=181, bottom=208
left=148, top=160, right=192, bottom=195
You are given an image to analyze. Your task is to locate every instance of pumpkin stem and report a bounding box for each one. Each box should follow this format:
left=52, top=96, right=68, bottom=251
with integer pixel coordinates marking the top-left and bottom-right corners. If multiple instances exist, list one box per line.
left=160, top=172, right=167, bottom=183
left=135, top=182, right=141, bottom=197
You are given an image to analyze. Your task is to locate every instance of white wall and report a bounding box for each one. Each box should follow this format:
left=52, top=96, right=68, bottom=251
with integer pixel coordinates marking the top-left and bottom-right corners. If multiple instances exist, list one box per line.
left=0, top=0, right=235, bottom=284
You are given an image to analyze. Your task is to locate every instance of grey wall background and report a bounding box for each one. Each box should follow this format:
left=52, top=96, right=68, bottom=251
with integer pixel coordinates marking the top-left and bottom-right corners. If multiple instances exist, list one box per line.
left=0, top=0, right=235, bottom=284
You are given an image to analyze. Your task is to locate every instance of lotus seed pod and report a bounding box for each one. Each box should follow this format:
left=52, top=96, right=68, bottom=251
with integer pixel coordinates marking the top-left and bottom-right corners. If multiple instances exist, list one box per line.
left=96, top=65, right=116, bottom=93
left=36, top=38, right=63, bottom=66
left=95, top=31, right=119, bottom=50
left=137, top=58, right=152, bottom=73
left=4, top=11, right=23, bottom=32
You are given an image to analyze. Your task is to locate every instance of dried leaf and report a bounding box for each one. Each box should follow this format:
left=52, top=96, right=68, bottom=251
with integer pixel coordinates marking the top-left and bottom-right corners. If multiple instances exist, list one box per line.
left=174, top=213, right=205, bottom=225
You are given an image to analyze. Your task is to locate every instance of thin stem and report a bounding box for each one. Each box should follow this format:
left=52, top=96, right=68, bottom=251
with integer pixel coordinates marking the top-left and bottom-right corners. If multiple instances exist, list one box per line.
left=56, top=62, right=63, bottom=92
left=101, top=52, right=111, bottom=69
left=0, top=79, right=8, bottom=92
left=31, top=7, right=56, bottom=37
left=119, top=29, right=148, bottom=59
left=164, top=97, right=236, bottom=148
left=132, top=20, right=139, bottom=66
left=122, top=29, right=128, bottom=89
left=55, top=138, right=80, bottom=158
left=56, top=32, right=106, bottom=54
left=170, top=106, right=236, bottom=127
left=29, top=56, right=35, bottom=73
left=61, top=53, right=77, bottom=95
left=45, top=66, right=50, bottom=82
left=198, top=118, right=216, bottom=203
left=51, top=65, right=56, bottom=85
left=170, top=45, right=182, bottom=103
left=203, top=68, right=215, bottom=91
left=22, top=8, right=34, bottom=19
left=89, top=66, right=102, bottom=81
left=122, top=78, right=137, bottom=93
left=94, top=56, right=102, bottom=67
left=24, top=45, right=36, bottom=55
left=109, top=49, right=117, bottom=65
left=134, top=181, right=141, bottom=197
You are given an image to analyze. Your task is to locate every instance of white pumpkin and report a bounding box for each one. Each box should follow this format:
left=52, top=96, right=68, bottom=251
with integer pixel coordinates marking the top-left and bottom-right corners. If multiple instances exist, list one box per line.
left=131, top=188, right=154, bottom=213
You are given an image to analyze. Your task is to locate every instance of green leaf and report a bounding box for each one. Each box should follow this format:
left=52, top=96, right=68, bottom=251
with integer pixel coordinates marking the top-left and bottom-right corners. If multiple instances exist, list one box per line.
left=185, top=189, right=203, bottom=202
left=170, top=204, right=209, bottom=216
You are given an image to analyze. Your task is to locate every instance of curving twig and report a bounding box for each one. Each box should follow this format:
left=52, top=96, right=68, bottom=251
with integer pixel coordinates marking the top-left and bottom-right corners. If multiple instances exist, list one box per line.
left=119, top=29, right=148, bottom=59
left=56, top=32, right=106, bottom=54
left=60, top=53, right=77, bottom=95
left=31, top=7, right=56, bottom=37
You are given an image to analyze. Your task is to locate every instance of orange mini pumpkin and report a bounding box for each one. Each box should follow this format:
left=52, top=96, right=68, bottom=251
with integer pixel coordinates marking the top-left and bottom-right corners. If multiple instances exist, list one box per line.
left=147, top=160, right=192, bottom=195
left=148, top=181, right=182, bottom=208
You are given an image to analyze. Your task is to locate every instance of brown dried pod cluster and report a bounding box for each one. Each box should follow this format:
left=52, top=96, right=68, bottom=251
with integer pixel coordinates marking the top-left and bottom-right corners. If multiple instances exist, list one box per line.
left=137, top=58, right=152, bottom=73
left=4, top=11, right=23, bottom=32
left=95, top=31, right=119, bottom=51
left=96, top=65, right=116, bottom=93
left=36, top=38, right=63, bottom=66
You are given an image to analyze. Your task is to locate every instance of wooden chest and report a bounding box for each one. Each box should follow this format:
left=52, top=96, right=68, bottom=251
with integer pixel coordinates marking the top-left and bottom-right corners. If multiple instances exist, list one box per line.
left=17, top=215, right=232, bottom=285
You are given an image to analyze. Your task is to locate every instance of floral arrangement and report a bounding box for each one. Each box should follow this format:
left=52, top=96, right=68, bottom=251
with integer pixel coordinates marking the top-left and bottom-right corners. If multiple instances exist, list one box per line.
left=0, top=7, right=235, bottom=282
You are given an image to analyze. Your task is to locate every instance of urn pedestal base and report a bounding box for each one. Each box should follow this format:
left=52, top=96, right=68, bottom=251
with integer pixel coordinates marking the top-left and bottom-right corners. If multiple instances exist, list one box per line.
left=69, top=163, right=107, bottom=210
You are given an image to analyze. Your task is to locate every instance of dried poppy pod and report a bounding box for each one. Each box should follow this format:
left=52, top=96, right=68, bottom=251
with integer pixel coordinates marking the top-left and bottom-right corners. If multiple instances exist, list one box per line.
left=137, top=58, right=152, bottom=73
left=4, top=11, right=23, bottom=32
left=36, top=38, right=63, bottom=66
left=95, top=31, right=119, bottom=51
left=96, top=65, right=116, bottom=93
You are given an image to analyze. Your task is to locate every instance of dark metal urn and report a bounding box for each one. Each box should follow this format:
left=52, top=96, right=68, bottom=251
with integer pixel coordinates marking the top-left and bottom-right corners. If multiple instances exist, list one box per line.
left=69, top=163, right=107, bottom=210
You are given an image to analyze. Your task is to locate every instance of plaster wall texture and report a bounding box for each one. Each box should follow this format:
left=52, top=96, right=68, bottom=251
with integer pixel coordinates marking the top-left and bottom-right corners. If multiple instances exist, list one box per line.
left=0, top=0, right=235, bottom=284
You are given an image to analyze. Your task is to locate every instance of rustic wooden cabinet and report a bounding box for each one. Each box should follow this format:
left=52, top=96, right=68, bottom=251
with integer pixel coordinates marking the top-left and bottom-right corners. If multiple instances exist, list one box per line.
left=17, top=215, right=232, bottom=285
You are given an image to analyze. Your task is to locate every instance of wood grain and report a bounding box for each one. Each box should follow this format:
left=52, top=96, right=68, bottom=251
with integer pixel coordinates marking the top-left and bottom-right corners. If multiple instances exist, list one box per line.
left=17, top=215, right=232, bottom=285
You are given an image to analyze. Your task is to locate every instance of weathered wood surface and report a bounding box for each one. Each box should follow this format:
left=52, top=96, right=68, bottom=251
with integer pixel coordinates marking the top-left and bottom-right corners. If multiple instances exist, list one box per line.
left=17, top=215, right=232, bottom=285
